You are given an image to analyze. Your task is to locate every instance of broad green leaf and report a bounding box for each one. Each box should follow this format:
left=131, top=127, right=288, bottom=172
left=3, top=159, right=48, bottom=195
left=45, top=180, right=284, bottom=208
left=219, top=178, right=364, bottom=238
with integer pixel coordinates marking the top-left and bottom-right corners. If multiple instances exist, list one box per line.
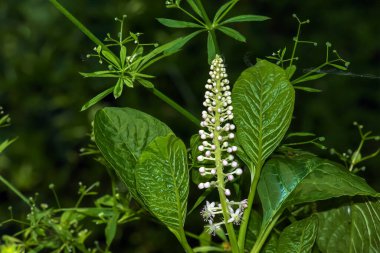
left=257, top=152, right=379, bottom=235
left=293, top=86, right=322, bottom=93
left=186, top=0, right=202, bottom=17
left=213, top=0, right=235, bottom=23
left=105, top=211, right=119, bottom=246
left=221, top=14, right=270, bottom=25
left=292, top=73, right=327, bottom=85
left=81, top=87, right=114, bottom=111
left=102, top=50, right=121, bottom=68
left=135, top=134, right=189, bottom=236
left=277, top=216, right=318, bottom=253
left=207, top=32, right=216, bottom=64
left=157, top=18, right=203, bottom=28
left=316, top=197, right=380, bottom=253
left=245, top=210, right=262, bottom=250
left=263, top=233, right=279, bottom=253
left=232, top=60, right=295, bottom=172
left=113, top=78, right=123, bottom=98
left=94, top=107, right=172, bottom=204
left=218, top=26, right=246, bottom=42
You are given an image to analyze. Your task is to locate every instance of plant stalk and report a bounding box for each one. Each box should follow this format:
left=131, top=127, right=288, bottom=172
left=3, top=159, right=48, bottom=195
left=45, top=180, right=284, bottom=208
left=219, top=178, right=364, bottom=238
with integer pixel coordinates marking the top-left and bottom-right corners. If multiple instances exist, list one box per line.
left=0, top=175, right=30, bottom=206
left=250, top=213, right=281, bottom=253
left=237, top=164, right=262, bottom=252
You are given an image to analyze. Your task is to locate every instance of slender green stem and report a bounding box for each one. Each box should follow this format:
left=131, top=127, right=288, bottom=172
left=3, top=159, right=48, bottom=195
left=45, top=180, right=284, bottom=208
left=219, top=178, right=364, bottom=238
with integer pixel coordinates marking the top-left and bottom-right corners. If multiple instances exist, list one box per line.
left=150, top=88, right=200, bottom=125
left=237, top=164, right=262, bottom=252
left=0, top=175, right=30, bottom=206
left=289, top=21, right=301, bottom=67
left=194, top=0, right=220, bottom=53
left=178, top=6, right=206, bottom=26
left=250, top=213, right=281, bottom=253
left=179, top=228, right=195, bottom=253
left=50, top=0, right=199, bottom=126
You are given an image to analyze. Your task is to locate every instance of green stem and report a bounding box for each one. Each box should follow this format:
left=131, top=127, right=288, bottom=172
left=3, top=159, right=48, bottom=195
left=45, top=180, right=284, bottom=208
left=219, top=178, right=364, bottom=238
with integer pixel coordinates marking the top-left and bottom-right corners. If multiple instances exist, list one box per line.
left=179, top=228, right=195, bottom=253
left=150, top=88, right=200, bottom=125
left=237, top=164, right=262, bottom=252
left=0, top=175, right=30, bottom=206
left=250, top=214, right=281, bottom=253
left=194, top=0, right=220, bottom=53
left=49, top=0, right=199, bottom=126
left=289, top=21, right=301, bottom=67
left=178, top=6, right=206, bottom=26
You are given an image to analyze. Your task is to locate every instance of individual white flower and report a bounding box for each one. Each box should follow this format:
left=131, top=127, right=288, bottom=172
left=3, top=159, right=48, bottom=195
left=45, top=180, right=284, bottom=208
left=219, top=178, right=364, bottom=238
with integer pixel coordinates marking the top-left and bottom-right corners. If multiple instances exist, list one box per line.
left=227, top=207, right=243, bottom=225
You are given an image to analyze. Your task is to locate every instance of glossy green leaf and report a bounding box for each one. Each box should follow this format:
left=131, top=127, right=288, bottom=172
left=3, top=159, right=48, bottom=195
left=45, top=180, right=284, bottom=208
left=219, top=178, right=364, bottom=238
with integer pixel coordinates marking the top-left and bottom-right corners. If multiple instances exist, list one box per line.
left=81, top=87, right=114, bottom=111
left=316, top=197, right=380, bottom=253
left=207, top=32, right=216, bottom=64
left=157, top=18, right=203, bottom=28
left=113, top=78, right=123, bottom=98
left=277, top=216, right=318, bottom=253
left=218, top=26, right=246, bottom=42
left=105, top=211, right=119, bottom=246
left=263, top=233, right=279, bottom=253
left=258, top=152, right=379, bottom=234
left=135, top=134, right=189, bottom=235
left=94, top=107, right=172, bottom=204
left=232, top=60, right=295, bottom=172
left=292, top=73, right=327, bottom=85
left=221, top=14, right=270, bottom=25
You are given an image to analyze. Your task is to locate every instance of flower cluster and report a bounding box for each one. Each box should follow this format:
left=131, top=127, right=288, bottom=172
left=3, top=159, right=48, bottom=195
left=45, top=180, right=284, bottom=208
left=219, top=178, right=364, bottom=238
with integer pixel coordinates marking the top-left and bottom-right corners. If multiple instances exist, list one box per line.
left=197, top=55, right=246, bottom=234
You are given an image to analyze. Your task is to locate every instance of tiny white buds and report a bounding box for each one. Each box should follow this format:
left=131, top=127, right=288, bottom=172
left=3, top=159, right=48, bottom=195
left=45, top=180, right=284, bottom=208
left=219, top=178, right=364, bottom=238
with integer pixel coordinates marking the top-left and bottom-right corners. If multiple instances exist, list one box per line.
left=225, top=189, right=231, bottom=196
left=235, top=168, right=243, bottom=175
left=228, top=133, right=235, bottom=139
left=199, top=167, right=206, bottom=173
left=205, top=151, right=211, bottom=157
left=222, top=160, right=228, bottom=166
left=231, top=161, right=238, bottom=168
left=227, top=174, right=234, bottom=181
left=204, top=182, right=211, bottom=188
left=198, top=183, right=205, bottom=189
left=198, top=145, right=204, bottom=151
left=197, top=155, right=204, bottom=161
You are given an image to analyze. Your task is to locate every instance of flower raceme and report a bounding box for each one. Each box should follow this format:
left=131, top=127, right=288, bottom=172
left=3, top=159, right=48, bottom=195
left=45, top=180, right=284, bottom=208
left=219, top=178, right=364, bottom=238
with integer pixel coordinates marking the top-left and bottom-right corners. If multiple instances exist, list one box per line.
left=197, top=55, right=247, bottom=235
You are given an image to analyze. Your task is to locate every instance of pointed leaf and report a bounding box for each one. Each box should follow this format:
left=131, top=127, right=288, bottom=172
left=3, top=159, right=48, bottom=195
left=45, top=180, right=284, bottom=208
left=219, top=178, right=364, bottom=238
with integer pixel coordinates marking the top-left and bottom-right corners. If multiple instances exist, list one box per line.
left=186, top=0, right=202, bottom=17
left=221, top=14, right=270, bottom=25
left=135, top=134, right=189, bottom=236
left=232, top=60, right=295, bottom=172
left=329, top=63, right=347, bottom=71
left=285, top=65, right=296, bottom=79
left=218, top=26, right=246, bottom=42
left=316, top=197, right=380, bottom=253
left=292, top=73, right=327, bottom=85
left=105, top=211, right=119, bottom=246
left=113, top=78, right=123, bottom=98
left=207, top=32, right=216, bottom=63
left=213, top=0, right=235, bottom=23
left=94, top=107, right=173, bottom=204
left=81, top=87, right=114, bottom=111
left=157, top=18, right=203, bottom=28
left=80, top=71, right=119, bottom=78
left=120, top=46, right=127, bottom=67
left=277, top=216, right=318, bottom=253
left=138, top=79, right=154, bottom=88
left=293, top=86, right=322, bottom=93
left=102, top=50, right=121, bottom=68
left=258, top=152, right=379, bottom=234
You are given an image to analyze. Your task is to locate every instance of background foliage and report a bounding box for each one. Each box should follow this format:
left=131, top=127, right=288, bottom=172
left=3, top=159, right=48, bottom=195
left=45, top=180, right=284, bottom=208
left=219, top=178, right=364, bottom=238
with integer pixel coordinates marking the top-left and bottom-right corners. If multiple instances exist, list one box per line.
left=0, top=0, right=379, bottom=252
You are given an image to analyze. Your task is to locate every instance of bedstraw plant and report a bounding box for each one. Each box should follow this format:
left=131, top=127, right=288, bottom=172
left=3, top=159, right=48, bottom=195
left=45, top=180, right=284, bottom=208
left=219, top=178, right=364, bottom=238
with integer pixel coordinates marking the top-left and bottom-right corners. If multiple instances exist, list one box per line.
left=1, top=0, right=380, bottom=252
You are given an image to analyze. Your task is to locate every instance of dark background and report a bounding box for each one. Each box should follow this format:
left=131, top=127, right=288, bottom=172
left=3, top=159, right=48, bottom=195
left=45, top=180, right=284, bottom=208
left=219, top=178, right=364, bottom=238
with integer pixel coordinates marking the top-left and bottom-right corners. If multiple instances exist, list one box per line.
left=0, top=0, right=379, bottom=252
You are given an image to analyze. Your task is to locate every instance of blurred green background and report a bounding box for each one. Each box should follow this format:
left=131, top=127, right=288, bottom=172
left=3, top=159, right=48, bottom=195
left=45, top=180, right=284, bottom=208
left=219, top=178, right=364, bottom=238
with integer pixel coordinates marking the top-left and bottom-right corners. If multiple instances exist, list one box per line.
left=0, top=0, right=379, bottom=252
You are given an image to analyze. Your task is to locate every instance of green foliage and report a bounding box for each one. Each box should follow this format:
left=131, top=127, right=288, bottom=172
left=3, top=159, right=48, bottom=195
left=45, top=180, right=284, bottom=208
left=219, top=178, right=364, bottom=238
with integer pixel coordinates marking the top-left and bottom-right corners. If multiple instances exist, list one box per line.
left=316, top=197, right=380, bottom=252
left=232, top=60, right=295, bottom=173
left=276, top=216, right=318, bottom=253
left=135, top=134, right=189, bottom=238
left=93, top=107, right=172, bottom=204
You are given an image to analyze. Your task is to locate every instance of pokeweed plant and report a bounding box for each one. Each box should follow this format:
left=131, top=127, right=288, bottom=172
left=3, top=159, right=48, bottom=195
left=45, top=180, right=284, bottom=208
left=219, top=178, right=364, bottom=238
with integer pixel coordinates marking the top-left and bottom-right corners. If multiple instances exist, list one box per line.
left=1, top=0, right=380, bottom=252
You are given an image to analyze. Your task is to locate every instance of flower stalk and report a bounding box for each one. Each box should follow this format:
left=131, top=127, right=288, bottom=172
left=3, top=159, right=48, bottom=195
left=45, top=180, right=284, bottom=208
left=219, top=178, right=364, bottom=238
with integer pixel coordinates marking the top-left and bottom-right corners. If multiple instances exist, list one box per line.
left=197, top=55, right=246, bottom=252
